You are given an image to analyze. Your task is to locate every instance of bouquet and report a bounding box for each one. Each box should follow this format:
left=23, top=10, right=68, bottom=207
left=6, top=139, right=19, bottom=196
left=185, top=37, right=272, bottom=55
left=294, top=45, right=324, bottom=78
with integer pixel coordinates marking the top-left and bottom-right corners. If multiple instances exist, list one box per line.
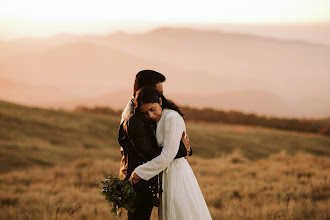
left=99, top=173, right=136, bottom=217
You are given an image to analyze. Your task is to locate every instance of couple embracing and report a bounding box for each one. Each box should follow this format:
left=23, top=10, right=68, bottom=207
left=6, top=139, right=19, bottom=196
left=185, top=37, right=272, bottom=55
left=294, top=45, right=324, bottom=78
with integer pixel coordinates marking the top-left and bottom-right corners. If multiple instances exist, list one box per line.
left=118, top=70, right=212, bottom=220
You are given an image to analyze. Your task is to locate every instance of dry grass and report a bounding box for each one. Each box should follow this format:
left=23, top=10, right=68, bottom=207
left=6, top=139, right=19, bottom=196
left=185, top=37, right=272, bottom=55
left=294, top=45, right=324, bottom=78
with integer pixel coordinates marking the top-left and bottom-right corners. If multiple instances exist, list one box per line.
left=0, top=151, right=329, bottom=220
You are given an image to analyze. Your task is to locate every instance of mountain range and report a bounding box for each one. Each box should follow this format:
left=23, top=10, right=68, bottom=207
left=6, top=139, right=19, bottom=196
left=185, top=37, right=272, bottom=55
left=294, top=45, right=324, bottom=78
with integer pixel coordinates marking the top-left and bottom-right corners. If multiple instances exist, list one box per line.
left=0, top=27, right=329, bottom=118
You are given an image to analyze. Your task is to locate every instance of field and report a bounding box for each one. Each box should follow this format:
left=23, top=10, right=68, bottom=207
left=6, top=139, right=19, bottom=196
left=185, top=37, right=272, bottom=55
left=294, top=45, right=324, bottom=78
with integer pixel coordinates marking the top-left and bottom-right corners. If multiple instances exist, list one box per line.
left=0, top=100, right=330, bottom=219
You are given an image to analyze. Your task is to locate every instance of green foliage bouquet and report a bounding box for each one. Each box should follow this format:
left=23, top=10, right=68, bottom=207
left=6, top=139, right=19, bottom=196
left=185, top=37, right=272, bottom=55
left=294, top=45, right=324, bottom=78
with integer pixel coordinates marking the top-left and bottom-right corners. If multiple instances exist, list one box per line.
left=99, top=173, right=136, bottom=217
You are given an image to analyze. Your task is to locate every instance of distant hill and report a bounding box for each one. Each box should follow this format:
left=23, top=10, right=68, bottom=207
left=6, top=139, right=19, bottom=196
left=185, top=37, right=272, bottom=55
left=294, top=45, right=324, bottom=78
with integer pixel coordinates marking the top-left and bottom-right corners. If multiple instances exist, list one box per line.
left=105, top=27, right=330, bottom=90
left=1, top=99, right=329, bottom=174
left=0, top=41, right=150, bottom=96
left=0, top=77, right=80, bottom=108
left=0, top=27, right=330, bottom=117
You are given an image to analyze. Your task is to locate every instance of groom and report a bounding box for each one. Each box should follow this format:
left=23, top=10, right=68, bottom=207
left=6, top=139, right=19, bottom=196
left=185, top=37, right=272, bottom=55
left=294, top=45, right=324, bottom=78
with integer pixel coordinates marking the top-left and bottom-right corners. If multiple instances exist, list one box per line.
left=118, top=70, right=191, bottom=220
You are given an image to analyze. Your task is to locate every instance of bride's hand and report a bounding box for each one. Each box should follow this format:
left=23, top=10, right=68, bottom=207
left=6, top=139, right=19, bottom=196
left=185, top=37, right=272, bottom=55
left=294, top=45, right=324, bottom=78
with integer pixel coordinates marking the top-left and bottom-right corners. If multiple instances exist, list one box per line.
left=181, top=131, right=190, bottom=159
left=129, top=170, right=141, bottom=186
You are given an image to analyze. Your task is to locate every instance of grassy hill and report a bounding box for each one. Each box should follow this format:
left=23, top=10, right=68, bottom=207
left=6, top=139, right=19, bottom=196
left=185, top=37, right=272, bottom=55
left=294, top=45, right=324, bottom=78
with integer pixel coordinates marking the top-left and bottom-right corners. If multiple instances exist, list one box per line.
left=1, top=100, right=330, bottom=174
left=188, top=121, right=330, bottom=159
left=0, top=100, right=329, bottom=219
left=0, top=100, right=121, bottom=174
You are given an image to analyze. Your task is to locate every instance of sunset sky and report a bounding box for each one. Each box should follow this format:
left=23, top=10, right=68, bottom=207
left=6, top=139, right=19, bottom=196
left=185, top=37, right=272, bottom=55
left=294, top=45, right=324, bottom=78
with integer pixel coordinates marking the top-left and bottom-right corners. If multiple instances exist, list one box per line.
left=0, top=0, right=330, bottom=39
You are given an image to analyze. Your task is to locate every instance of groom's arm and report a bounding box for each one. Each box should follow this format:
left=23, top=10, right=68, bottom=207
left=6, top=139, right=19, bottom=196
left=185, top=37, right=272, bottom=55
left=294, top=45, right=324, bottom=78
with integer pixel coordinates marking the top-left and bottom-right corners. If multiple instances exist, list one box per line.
left=175, top=141, right=193, bottom=158
left=175, top=131, right=193, bottom=158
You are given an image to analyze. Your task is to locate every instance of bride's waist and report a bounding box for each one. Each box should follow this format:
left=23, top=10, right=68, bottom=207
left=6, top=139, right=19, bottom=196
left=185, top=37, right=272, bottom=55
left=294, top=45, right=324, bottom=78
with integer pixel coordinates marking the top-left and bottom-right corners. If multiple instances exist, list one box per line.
left=165, top=158, right=186, bottom=173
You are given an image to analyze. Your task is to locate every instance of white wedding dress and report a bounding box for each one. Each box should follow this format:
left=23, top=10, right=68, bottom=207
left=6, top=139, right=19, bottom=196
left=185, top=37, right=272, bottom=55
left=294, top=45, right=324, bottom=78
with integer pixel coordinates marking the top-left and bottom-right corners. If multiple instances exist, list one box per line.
left=135, top=109, right=212, bottom=220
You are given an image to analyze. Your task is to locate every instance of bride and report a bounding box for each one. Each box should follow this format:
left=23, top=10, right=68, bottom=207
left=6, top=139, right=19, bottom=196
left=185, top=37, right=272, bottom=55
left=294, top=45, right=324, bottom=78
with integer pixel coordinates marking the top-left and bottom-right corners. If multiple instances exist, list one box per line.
left=129, top=87, right=212, bottom=220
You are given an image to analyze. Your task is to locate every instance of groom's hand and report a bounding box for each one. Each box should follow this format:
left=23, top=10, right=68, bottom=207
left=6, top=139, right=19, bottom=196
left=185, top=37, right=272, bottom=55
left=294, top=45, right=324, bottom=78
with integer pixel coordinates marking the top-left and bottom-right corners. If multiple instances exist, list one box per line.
left=129, top=170, right=141, bottom=186
left=181, top=131, right=191, bottom=159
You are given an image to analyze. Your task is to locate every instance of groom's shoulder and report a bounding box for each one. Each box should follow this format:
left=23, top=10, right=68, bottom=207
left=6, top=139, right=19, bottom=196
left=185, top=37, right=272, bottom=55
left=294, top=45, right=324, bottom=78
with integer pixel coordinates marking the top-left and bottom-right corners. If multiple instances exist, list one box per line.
left=127, top=112, right=148, bottom=130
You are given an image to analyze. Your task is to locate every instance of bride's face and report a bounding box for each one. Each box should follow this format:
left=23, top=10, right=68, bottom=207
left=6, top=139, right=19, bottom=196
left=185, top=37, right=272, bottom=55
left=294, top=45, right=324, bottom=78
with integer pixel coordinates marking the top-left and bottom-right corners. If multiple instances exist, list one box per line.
left=139, top=98, right=163, bottom=122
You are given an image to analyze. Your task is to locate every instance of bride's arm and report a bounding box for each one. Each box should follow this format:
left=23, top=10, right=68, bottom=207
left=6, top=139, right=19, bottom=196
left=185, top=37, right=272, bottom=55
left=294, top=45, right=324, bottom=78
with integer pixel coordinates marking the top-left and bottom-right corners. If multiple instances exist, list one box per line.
left=134, top=111, right=185, bottom=181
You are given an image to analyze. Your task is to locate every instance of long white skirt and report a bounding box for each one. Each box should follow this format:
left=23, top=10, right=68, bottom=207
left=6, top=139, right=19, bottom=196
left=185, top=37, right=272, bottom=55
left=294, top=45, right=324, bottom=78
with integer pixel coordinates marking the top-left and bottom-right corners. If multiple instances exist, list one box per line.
left=159, top=158, right=212, bottom=220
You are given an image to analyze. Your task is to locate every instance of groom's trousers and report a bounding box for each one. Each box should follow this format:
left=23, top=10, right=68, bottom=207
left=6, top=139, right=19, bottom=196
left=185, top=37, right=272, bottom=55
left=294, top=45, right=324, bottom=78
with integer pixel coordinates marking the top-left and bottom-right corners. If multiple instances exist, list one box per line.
left=127, top=185, right=153, bottom=220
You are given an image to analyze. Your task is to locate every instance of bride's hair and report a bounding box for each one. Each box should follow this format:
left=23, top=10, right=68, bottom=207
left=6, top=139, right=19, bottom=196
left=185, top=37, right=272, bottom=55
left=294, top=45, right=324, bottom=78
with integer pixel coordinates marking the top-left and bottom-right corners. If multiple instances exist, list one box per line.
left=134, top=87, right=184, bottom=117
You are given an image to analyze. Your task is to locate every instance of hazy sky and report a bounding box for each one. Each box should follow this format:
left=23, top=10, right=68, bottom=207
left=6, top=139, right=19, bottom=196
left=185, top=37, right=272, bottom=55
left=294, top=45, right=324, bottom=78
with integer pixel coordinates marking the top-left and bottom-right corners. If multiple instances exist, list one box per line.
left=1, top=0, right=330, bottom=39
